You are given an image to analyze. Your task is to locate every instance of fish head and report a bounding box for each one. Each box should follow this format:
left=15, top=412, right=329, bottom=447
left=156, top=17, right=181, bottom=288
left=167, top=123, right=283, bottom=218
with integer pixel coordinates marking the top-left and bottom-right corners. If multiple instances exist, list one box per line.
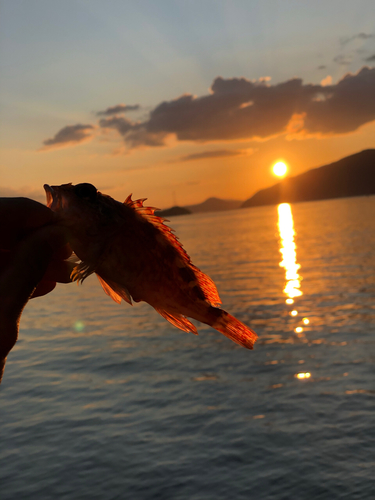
left=44, top=182, right=108, bottom=263
left=44, top=183, right=98, bottom=214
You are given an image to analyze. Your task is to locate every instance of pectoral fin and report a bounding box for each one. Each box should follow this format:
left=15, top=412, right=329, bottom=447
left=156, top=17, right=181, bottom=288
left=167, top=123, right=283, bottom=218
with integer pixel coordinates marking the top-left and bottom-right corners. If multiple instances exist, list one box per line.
left=71, top=261, right=96, bottom=283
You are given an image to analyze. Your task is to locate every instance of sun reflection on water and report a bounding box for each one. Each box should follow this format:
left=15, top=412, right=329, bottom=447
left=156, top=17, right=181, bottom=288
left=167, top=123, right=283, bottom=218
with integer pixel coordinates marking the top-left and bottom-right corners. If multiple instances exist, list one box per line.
left=277, top=203, right=302, bottom=300
left=295, top=372, right=311, bottom=380
left=277, top=203, right=311, bottom=341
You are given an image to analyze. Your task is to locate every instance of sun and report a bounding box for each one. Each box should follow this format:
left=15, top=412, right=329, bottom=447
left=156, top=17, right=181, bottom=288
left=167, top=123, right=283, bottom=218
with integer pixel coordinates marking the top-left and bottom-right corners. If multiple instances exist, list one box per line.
left=272, top=161, right=287, bottom=177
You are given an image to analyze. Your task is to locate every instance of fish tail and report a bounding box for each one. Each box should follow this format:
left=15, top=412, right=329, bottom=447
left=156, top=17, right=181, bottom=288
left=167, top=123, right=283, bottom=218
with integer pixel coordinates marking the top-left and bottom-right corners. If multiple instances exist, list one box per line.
left=207, top=307, right=258, bottom=350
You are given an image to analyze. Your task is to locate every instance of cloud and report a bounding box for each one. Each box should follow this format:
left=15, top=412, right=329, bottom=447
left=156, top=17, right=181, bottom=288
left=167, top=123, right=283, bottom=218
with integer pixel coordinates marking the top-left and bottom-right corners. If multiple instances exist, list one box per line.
left=98, top=116, right=134, bottom=135
left=98, top=116, right=167, bottom=148
left=41, top=124, right=94, bottom=150
left=317, top=65, right=327, bottom=70
left=97, top=104, right=140, bottom=116
left=301, top=67, right=375, bottom=135
left=115, top=76, right=309, bottom=145
left=340, top=33, right=374, bottom=46
left=42, top=66, right=375, bottom=151
left=365, top=54, right=375, bottom=62
left=179, top=149, right=252, bottom=162
left=320, top=75, right=332, bottom=86
left=127, top=67, right=375, bottom=143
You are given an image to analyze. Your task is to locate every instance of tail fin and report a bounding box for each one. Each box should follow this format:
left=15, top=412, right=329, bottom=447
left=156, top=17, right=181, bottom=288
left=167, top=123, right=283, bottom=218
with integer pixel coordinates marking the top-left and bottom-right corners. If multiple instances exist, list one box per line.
left=210, top=309, right=257, bottom=349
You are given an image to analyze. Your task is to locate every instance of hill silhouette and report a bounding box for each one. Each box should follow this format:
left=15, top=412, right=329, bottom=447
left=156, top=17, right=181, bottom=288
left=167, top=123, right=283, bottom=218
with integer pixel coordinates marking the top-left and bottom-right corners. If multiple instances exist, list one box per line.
left=155, top=206, right=191, bottom=217
left=186, top=197, right=242, bottom=213
left=242, top=149, right=375, bottom=208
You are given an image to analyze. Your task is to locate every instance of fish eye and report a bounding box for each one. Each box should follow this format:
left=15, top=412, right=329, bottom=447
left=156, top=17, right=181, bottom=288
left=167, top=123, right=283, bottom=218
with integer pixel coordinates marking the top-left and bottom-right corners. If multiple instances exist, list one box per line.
left=74, top=183, right=97, bottom=201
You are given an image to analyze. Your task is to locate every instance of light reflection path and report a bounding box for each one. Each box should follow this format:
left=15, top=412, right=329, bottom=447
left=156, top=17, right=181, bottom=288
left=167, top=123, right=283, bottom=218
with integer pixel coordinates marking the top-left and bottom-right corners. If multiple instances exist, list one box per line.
left=277, top=203, right=310, bottom=351
left=277, top=203, right=302, bottom=301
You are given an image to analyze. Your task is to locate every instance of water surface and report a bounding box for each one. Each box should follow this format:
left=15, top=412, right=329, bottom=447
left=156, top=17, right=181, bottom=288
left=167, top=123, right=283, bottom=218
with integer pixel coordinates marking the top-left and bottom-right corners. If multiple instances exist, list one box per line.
left=1, top=196, right=374, bottom=499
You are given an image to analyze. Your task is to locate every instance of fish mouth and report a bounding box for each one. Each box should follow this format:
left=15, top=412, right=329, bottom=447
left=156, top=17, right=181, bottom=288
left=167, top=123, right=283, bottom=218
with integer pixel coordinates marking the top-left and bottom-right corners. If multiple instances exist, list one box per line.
left=44, top=184, right=61, bottom=211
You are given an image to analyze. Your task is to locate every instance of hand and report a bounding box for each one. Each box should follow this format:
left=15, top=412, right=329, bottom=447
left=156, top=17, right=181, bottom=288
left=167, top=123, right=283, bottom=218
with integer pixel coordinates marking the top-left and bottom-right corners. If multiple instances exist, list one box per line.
left=0, top=197, right=74, bottom=383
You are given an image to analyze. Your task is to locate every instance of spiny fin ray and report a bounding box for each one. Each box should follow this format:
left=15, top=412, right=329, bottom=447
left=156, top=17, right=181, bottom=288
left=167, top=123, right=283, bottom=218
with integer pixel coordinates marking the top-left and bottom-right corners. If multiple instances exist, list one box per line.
left=155, top=308, right=198, bottom=335
left=96, top=275, right=122, bottom=304
left=96, top=274, right=132, bottom=305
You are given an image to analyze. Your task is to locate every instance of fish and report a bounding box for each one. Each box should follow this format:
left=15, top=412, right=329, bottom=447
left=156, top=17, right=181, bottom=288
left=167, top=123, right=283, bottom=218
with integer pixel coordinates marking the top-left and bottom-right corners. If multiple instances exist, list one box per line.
left=44, top=182, right=257, bottom=349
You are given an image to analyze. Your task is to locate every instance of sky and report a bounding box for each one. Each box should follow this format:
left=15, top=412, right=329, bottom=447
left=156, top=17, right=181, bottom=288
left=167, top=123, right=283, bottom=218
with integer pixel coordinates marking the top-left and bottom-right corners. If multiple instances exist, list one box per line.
left=0, top=0, right=375, bottom=208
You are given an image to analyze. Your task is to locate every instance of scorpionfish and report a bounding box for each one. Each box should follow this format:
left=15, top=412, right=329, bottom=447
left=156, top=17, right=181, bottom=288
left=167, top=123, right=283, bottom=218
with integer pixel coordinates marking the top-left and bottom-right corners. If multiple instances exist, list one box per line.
left=44, top=183, right=257, bottom=349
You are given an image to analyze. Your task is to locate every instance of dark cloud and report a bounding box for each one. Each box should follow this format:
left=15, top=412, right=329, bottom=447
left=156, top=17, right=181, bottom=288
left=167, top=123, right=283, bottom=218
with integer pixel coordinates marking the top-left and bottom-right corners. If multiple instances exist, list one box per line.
left=42, top=124, right=94, bottom=149
left=302, top=67, right=375, bottom=134
left=180, top=149, right=250, bottom=162
left=123, top=67, right=375, bottom=143
left=98, top=116, right=166, bottom=147
left=42, top=66, right=375, bottom=151
left=365, top=54, right=375, bottom=62
left=132, top=76, right=309, bottom=143
left=340, top=33, right=374, bottom=45
left=317, top=65, right=327, bottom=70
left=97, top=104, right=140, bottom=116
left=98, top=116, right=134, bottom=135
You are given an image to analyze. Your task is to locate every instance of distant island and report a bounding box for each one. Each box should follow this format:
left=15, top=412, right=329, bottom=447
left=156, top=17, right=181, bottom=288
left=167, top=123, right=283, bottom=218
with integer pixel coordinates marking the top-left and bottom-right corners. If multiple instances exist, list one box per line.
left=185, top=197, right=243, bottom=213
left=242, top=149, right=375, bottom=208
left=157, top=197, right=243, bottom=217
left=155, top=206, right=191, bottom=217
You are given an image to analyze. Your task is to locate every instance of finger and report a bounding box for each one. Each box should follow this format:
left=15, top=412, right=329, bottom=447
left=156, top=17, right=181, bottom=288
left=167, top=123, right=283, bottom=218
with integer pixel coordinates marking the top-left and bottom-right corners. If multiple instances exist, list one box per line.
left=53, top=242, right=73, bottom=262
left=31, top=280, right=57, bottom=298
left=0, top=197, right=56, bottom=248
left=30, top=258, right=75, bottom=298
left=0, top=224, right=68, bottom=360
left=37, top=258, right=75, bottom=286
left=0, top=357, right=6, bottom=384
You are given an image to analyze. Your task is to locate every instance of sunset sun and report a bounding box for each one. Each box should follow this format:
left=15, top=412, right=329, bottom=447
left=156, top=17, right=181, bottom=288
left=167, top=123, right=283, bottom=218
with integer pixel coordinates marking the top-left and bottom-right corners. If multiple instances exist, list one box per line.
left=272, top=161, right=288, bottom=177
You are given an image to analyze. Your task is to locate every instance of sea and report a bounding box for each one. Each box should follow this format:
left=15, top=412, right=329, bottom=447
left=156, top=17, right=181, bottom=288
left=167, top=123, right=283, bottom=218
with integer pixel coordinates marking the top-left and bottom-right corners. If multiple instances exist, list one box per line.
left=1, top=196, right=374, bottom=500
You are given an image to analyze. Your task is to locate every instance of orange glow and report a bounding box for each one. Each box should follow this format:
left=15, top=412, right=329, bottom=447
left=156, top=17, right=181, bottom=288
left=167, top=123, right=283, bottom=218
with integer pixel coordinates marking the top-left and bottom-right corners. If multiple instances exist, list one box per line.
left=303, top=318, right=310, bottom=325
left=272, top=161, right=287, bottom=177
left=286, top=298, right=294, bottom=304
left=291, top=310, right=298, bottom=316
left=277, top=203, right=302, bottom=299
left=295, top=327, right=303, bottom=333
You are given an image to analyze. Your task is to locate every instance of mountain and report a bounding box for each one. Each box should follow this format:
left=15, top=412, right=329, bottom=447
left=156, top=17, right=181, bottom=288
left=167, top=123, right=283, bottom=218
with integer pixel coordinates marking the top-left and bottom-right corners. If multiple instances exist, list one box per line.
left=186, top=197, right=243, bottom=213
left=242, top=149, right=375, bottom=209
left=155, top=206, right=191, bottom=217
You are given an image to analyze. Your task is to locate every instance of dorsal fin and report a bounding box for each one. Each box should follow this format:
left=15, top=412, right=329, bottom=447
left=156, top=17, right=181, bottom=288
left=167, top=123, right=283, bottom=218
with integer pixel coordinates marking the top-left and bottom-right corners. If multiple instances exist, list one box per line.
left=124, top=194, right=190, bottom=258
left=123, top=194, right=221, bottom=307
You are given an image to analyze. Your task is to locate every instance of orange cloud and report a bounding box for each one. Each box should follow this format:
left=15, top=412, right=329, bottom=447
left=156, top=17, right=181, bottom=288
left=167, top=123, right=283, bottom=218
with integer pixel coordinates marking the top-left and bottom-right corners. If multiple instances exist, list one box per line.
left=320, top=75, right=332, bottom=86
